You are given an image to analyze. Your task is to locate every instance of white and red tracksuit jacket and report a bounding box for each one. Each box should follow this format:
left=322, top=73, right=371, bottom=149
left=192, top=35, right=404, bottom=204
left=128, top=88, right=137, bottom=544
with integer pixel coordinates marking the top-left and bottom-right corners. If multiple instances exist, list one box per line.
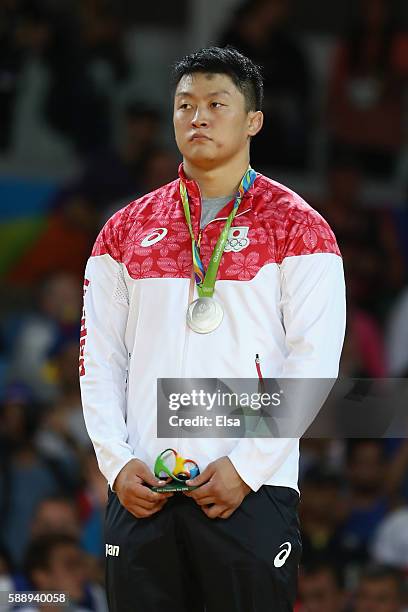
left=79, top=164, right=346, bottom=493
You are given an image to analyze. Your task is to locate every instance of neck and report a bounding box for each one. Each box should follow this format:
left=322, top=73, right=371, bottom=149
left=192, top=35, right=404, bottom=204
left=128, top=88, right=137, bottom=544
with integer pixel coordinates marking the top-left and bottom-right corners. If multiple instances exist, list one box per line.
left=183, top=155, right=251, bottom=198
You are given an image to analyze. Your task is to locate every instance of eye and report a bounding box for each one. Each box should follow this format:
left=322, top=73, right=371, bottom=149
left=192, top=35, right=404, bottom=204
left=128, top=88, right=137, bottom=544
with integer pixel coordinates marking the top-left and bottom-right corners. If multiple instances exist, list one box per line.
left=179, top=103, right=191, bottom=110
left=210, top=102, right=224, bottom=108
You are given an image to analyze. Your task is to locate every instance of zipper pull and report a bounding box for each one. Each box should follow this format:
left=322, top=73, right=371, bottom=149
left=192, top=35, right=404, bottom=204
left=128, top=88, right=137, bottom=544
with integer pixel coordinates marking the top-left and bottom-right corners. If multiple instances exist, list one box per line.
left=255, top=354, right=265, bottom=392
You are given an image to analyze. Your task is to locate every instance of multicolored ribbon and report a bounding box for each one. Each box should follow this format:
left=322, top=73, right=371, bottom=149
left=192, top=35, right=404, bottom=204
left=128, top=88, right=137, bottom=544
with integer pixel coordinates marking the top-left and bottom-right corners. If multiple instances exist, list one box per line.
left=180, top=166, right=257, bottom=298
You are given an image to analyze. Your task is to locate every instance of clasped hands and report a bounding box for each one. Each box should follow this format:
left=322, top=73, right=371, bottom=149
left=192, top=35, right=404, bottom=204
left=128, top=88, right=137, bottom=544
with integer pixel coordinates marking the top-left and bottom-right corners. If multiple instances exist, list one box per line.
left=114, top=456, right=251, bottom=520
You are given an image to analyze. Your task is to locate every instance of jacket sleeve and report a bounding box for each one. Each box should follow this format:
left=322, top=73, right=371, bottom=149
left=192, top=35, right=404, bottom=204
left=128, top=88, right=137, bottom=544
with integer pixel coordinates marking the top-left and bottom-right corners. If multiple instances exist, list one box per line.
left=79, top=212, right=135, bottom=489
left=228, top=248, right=346, bottom=492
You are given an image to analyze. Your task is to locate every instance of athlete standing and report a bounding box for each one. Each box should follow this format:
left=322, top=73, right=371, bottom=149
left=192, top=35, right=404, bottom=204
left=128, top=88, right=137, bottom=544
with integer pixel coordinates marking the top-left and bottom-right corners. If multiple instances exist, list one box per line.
left=80, top=46, right=346, bottom=611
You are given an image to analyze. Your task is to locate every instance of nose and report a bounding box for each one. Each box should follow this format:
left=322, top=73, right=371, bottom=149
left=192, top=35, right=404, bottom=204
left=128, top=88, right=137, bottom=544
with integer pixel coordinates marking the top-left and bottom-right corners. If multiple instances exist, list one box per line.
left=191, top=105, right=209, bottom=128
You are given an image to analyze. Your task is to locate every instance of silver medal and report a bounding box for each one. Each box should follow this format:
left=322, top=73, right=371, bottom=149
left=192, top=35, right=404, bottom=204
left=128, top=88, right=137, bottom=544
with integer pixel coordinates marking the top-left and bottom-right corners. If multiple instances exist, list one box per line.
left=186, top=297, right=224, bottom=334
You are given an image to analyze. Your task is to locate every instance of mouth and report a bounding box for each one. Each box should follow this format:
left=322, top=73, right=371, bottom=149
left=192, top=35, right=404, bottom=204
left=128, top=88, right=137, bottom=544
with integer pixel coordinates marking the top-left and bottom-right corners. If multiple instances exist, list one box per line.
left=190, top=134, right=211, bottom=141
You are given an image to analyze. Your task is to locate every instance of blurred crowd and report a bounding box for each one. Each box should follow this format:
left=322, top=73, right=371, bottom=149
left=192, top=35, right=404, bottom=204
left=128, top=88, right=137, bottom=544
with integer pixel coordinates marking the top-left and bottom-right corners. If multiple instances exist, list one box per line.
left=1, top=0, right=408, bottom=610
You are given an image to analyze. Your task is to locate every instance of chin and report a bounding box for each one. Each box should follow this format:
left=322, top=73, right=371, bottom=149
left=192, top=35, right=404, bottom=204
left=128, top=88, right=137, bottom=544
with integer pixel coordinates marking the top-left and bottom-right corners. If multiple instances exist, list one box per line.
left=183, top=151, right=219, bottom=169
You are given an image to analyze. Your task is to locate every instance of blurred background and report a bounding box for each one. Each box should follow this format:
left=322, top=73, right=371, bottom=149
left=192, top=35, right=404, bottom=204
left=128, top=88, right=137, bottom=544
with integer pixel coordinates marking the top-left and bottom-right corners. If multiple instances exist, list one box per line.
left=0, top=0, right=408, bottom=610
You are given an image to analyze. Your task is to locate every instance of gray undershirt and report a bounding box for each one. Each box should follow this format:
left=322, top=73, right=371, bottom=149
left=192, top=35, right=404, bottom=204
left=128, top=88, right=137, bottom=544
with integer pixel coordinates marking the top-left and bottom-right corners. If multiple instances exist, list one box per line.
left=200, top=196, right=233, bottom=229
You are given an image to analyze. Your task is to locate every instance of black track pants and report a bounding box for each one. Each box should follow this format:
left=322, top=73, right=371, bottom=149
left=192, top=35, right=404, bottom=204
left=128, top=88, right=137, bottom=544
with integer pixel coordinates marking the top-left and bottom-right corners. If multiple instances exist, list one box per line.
left=105, top=485, right=302, bottom=612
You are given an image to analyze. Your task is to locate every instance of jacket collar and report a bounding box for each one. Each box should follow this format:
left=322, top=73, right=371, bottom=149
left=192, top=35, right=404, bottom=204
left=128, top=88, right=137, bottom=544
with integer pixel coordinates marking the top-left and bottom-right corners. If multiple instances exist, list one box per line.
left=177, top=162, right=257, bottom=218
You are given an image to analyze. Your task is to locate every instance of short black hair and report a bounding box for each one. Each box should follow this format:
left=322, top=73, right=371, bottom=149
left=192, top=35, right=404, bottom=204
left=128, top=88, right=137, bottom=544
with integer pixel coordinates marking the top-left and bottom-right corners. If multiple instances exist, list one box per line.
left=171, top=46, right=263, bottom=112
left=25, top=534, right=78, bottom=582
left=359, top=563, right=406, bottom=599
left=346, top=439, right=386, bottom=465
left=302, top=560, right=345, bottom=591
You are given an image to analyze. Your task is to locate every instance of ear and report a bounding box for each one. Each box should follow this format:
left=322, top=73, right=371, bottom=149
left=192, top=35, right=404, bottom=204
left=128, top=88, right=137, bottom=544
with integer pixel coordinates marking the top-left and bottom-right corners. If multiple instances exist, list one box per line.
left=247, top=111, right=263, bottom=137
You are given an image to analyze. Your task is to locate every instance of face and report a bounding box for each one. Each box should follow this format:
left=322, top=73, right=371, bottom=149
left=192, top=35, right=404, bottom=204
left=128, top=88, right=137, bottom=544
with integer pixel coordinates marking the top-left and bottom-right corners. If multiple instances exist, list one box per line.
left=34, top=544, right=86, bottom=601
left=299, top=570, right=344, bottom=612
left=355, top=578, right=402, bottom=612
left=300, top=483, right=340, bottom=523
left=173, top=72, right=262, bottom=170
left=32, top=501, right=80, bottom=539
left=348, top=443, right=385, bottom=494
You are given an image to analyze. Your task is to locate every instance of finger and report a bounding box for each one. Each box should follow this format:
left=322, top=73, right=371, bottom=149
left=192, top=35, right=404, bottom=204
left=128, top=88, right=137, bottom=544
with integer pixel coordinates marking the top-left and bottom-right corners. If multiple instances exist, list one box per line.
left=218, top=507, right=234, bottom=519
left=134, top=490, right=174, bottom=510
left=129, top=483, right=168, bottom=504
left=202, top=504, right=228, bottom=519
left=136, top=464, right=168, bottom=488
left=129, top=496, right=159, bottom=511
left=194, top=495, right=217, bottom=507
left=186, top=463, right=214, bottom=487
left=183, top=480, right=216, bottom=499
left=127, top=495, right=171, bottom=517
left=128, top=504, right=163, bottom=519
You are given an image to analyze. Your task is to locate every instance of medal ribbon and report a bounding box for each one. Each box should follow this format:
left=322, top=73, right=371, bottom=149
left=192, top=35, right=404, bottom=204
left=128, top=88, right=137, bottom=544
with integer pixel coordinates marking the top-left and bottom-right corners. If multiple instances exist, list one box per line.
left=180, top=166, right=256, bottom=298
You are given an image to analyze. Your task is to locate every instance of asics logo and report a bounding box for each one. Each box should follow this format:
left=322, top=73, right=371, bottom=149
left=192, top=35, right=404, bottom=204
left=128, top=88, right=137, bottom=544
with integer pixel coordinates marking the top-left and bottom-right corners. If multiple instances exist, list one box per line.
left=273, top=542, right=292, bottom=567
left=141, top=228, right=168, bottom=247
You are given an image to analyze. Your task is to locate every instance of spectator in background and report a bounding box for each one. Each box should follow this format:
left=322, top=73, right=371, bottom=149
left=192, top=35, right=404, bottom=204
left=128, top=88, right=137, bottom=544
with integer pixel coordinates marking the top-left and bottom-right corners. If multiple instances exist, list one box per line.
left=299, top=466, right=346, bottom=567
left=58, top=101, right=163, bottom=225
left=315, top=159, right=404, bottom=321
left=298, top=561, right=346, bottom=612
left=6, top=103, right=167, bottom=285
left=7, top=273, right=81, bottom=402
left=31, top=497, right=80, bottom=541
left=127, top=147, right=181, bottom=214
left=219, top=0, right=311, bottom=170
left=0, top=0, right=116, bottom=156
left=370, top=441, right=408, bottom=570
left=77, top=450, right=107, bottom=562
left=336, top=440, right=390, bottom=574
left=78, top=0, right=130, bottom=84
left=31, top=492, right=104, bottom=584
left=24, top=534, right=108, bottom=612
left=353, top=564, right=406, bottom=612
left=43, top=339, right=90, bottom=450
left=39, top=0, right=129, bottom=156
left=327, top=0, right=408, bottom=179
left=372, top=507, right=408, bottom=572
left=314, top=158, right=407, bottom=377
left=0, top=390, right=64, bottom=567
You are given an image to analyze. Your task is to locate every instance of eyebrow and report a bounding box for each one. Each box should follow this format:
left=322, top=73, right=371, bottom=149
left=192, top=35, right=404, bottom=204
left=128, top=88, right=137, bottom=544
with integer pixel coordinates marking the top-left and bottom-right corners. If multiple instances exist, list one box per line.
left=175, top=90, right=232, bottom=98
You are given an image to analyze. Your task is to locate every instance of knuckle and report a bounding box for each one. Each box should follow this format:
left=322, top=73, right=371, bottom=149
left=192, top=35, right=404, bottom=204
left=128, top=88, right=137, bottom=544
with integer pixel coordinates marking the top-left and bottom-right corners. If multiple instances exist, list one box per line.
left=212, top=484, right=221, bottom=497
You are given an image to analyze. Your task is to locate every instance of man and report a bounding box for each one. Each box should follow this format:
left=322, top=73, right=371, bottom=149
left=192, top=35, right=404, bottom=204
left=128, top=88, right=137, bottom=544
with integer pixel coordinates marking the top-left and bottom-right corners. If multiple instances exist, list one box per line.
left=24, top=534, right=107, bottom=612
left=354, top=564, right=406, bottom=612
left=31, top=497, right=80, bottom=540
left=80, top=46, right=346, bottom=611
left=298, top=561, right=346, bottom=612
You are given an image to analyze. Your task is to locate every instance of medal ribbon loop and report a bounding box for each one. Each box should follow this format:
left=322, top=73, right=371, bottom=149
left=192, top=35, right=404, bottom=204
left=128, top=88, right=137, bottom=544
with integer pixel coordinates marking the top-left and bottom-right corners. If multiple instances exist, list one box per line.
left=180, top=166, right=257, bottom=298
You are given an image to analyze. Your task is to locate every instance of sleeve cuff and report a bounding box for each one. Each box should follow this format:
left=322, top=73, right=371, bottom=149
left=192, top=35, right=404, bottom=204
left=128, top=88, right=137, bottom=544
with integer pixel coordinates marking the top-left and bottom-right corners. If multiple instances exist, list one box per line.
left=228, top=445, right=265, bottom=492
left=105, top=455, right=136, bottom=492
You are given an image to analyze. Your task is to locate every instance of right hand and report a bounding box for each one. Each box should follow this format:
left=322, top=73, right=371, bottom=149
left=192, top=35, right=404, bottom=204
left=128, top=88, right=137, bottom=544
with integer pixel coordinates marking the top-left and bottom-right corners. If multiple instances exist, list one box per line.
left=113, top=458, right=173, bottom=518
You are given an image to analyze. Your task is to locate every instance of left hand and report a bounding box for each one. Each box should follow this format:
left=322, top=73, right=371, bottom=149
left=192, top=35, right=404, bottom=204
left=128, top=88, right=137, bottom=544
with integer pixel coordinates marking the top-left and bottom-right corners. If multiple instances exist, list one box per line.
left=183, top=456, right=251, bottom=519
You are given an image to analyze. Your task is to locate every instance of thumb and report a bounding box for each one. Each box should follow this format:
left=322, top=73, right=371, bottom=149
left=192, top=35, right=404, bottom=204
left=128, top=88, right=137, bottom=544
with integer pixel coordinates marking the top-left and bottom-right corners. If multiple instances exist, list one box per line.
left=186, top=463, right=213, bottom=486
left=136, top=462, right=167, bottom=487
